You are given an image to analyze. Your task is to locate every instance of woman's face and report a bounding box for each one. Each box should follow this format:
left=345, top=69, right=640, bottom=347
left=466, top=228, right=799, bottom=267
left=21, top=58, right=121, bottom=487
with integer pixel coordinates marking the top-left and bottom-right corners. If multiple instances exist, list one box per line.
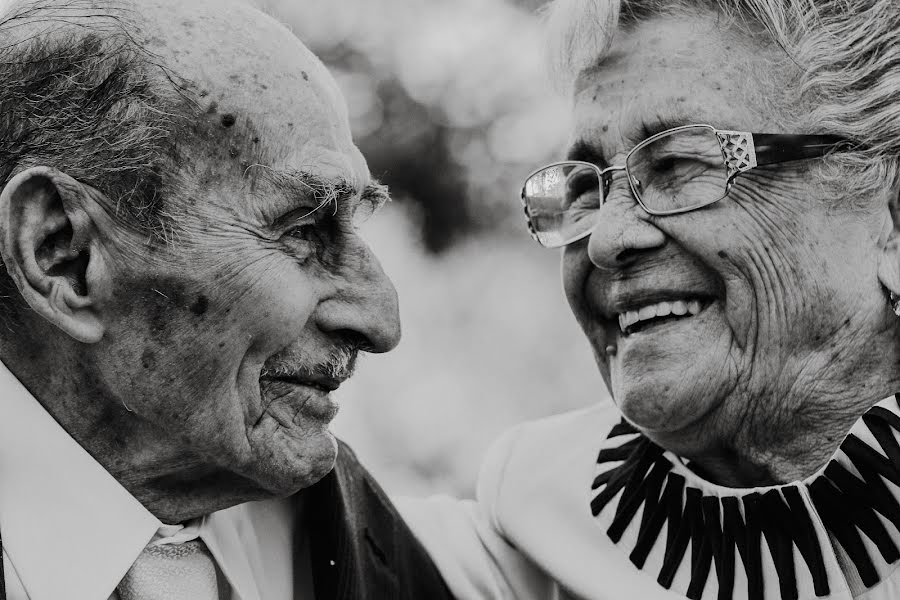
left=563, top=13, right=898, bottom=460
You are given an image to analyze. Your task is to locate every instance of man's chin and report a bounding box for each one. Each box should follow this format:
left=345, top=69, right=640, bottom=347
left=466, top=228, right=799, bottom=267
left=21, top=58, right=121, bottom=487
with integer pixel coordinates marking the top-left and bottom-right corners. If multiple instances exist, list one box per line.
left=250, top=429, right=340, bottom=497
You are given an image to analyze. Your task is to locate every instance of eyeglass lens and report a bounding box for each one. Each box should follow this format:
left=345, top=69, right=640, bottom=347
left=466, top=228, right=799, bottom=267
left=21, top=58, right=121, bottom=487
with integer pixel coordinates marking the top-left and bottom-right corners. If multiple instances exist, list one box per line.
left=522, top=126, right=729, bottom=247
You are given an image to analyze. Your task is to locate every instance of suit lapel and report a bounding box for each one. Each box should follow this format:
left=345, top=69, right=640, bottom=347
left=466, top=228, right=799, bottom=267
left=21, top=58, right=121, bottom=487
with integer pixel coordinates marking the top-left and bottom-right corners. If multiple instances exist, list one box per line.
left=302, top=441, right=400, bottom=600
left=0, top=524, right=6, bottom=600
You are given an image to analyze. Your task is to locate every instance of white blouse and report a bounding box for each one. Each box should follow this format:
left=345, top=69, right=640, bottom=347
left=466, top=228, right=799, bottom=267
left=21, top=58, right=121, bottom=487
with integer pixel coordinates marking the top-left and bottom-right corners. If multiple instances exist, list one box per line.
left=398, top=396, right=900, bottom=600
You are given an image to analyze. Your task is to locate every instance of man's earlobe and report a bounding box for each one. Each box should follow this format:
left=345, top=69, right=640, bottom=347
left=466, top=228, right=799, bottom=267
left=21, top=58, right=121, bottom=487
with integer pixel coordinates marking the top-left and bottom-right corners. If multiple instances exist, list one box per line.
left=0, top=167, right=106, bottom=343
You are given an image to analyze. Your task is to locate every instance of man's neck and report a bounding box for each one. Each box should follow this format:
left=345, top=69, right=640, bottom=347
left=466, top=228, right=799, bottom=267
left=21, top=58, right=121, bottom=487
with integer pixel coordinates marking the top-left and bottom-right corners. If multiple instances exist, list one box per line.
left=0, top=335, right=272, bottom=523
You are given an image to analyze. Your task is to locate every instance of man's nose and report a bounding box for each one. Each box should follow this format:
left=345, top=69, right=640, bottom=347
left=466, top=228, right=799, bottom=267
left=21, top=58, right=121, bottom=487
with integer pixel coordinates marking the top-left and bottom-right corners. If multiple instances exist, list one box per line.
left=586, top=176, right=666, bottom=270
left=315, top=239, right=401, bottom=353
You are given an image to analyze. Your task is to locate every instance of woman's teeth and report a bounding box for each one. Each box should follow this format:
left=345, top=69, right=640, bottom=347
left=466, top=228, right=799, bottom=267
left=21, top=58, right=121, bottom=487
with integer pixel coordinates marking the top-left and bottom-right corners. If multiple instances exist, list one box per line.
left=617, top=299, right=702, bottom=333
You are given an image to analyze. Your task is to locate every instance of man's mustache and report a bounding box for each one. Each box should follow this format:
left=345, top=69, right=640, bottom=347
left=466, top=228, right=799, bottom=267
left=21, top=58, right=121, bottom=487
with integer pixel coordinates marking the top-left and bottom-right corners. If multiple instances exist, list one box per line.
left=320, top=343, right=359, bottom=382
left=260, top=340, right=362, bottom=385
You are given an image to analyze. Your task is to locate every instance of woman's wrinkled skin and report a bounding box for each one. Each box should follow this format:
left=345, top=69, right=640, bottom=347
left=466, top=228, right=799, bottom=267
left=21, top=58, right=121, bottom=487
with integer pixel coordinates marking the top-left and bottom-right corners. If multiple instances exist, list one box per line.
left=563, top=13, right=900, bottom=486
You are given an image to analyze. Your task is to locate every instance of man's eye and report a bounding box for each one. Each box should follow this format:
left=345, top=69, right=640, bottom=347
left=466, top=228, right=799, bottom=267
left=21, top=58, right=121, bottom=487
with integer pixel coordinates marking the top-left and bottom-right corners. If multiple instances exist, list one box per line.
left=279, top=224, right=321, bottom=261
left=283, top=223, right=319, bottom=242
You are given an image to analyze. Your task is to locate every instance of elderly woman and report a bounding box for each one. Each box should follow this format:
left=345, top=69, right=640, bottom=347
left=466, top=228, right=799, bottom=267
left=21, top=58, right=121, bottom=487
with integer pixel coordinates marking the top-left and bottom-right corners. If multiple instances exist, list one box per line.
left=398, top=1, right=900, bottom=599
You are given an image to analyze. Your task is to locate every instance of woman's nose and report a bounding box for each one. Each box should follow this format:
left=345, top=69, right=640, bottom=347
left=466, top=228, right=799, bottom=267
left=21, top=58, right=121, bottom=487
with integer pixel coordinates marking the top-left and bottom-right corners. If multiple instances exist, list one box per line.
left=586, top=175, right=666, bottom=270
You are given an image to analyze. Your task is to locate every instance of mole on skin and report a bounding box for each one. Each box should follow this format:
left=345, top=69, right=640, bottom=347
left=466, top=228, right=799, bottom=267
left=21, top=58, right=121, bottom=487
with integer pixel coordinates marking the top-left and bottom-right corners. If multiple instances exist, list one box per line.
left=190, top=295, right=210, bottom=316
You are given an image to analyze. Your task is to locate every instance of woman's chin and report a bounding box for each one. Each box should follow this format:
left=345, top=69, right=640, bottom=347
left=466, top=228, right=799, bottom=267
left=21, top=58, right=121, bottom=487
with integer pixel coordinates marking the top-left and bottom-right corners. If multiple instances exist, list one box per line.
left=614, top=382, right=720, bottom=440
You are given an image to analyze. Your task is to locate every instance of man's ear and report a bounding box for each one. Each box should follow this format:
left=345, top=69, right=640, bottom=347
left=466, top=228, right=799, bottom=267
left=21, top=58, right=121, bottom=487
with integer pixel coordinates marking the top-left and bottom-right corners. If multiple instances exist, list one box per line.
left=0, top=166, right=106, bottom=343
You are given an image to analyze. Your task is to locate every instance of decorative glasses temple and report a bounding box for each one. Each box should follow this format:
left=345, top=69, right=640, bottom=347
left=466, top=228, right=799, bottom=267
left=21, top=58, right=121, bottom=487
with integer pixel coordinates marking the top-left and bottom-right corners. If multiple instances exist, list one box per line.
left=720, top=131, right=849, bottom=180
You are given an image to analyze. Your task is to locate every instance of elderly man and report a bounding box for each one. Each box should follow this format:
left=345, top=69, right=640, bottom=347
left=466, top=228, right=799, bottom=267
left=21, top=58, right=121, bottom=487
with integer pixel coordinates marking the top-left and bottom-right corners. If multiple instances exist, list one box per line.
left=0, top=1, right=453, bottom=598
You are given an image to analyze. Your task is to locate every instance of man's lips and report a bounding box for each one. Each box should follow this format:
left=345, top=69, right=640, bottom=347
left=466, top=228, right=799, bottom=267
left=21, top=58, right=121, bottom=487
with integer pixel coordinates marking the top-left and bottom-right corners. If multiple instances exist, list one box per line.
left=258, top=374, right=343, bottom=423
left=260, top=374, right=342, bottom=393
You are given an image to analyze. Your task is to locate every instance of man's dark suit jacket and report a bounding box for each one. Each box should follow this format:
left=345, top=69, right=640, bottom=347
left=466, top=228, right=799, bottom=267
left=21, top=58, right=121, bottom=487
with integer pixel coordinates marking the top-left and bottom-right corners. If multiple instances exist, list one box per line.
left=0, top=441, right=454, bottom=600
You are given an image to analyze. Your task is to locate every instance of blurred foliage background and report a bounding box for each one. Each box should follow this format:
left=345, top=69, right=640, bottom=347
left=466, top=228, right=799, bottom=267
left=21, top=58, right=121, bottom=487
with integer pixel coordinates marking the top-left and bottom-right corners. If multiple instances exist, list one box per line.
left=256, top=0, right=608, bottom=497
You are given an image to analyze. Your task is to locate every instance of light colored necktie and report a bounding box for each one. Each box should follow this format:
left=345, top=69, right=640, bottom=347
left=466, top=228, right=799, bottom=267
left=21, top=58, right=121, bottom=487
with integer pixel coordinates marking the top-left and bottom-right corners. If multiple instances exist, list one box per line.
left=117, top=539, right=222, bottom=600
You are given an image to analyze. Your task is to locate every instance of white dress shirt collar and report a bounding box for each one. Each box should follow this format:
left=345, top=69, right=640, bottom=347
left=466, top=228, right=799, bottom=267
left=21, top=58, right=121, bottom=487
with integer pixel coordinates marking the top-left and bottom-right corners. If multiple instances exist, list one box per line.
left=0, top=359, right=301, bottom=600
left=0, top=359, right=162, bottom=600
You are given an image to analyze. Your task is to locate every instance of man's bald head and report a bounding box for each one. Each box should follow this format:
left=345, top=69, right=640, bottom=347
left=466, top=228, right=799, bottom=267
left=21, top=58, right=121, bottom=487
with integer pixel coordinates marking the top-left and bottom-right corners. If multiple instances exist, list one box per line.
left=0, top=0, right=353, bottom=228
left=0, top=0, right=364, bottom=314
left=0, top=0, right=184, bottom=237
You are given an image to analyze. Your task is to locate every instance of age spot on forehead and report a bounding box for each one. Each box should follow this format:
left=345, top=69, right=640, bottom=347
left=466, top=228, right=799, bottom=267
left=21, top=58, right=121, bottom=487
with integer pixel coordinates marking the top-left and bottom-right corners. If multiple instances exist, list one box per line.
left=221, top=114, right=236, bottom=127
left=141, top=349, right=157, bottom=371
left=190, top=295, right=209, bottom=317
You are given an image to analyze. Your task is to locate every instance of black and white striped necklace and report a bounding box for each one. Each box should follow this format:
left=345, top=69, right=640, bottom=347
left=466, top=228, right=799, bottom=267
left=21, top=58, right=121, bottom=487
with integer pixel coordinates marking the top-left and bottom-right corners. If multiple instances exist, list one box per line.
left=590, top=394, right=900, bottom=600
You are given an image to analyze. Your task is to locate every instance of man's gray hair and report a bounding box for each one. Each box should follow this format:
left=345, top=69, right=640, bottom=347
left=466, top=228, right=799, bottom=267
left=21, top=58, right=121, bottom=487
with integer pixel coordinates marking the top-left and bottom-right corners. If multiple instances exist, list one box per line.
left=0, top=0, right=188, bottom=234
left=0, top=0, right=191, bottom=312
left=545, top=0, right=900, bottom=204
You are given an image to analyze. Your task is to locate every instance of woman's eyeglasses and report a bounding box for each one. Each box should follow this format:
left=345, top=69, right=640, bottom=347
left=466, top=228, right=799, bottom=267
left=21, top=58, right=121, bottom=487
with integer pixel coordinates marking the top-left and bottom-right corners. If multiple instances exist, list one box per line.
left=519, top=124, right=849, bottom=248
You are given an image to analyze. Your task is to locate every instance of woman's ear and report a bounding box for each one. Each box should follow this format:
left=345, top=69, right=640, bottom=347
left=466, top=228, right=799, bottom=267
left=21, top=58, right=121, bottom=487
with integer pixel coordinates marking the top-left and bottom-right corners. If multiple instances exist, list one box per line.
left=0, top=166, right=107, bottom=343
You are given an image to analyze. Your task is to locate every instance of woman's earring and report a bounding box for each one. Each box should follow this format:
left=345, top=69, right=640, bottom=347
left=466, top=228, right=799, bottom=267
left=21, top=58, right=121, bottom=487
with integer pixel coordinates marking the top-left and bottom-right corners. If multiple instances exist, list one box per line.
left=891, top=291, right=900, bottom=317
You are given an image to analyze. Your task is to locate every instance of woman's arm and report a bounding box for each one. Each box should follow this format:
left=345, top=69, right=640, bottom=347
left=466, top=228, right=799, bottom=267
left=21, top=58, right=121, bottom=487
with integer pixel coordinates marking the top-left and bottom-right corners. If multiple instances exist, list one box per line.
left=395, top=427, right=555, bottom=600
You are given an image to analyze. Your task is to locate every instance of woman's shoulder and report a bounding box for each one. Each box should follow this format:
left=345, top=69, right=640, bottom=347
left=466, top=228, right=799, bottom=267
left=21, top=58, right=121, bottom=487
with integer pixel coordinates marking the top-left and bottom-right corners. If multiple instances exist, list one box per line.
left=477, top=402, right=621, bottom=527
left=474, top=401, right=638, bottom=596
left=481, top=402, right=620, bottom=487
left=510, top=401, right=621, bottom=449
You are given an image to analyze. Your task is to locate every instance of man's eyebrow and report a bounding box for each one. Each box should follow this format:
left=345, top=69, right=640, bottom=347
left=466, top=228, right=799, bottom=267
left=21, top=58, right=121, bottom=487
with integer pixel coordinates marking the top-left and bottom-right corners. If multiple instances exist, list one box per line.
left=259, top=167, right=351, bottom=202
left=246, top=165, right=353, bottom=207
left=361, top=179, right=390, bottom=207
left=247, top=165, right=389, bottom=219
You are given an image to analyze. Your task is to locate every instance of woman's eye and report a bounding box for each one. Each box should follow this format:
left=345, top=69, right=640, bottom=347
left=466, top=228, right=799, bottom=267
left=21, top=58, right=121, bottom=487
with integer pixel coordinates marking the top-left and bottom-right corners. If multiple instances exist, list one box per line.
left=651, top=156, right=678, bottom=173
left=564, top=171, right=601, bottom=210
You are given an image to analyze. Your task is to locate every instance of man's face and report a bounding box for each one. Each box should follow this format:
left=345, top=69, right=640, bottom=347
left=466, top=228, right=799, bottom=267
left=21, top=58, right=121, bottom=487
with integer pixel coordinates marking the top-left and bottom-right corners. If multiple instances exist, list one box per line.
left=90, top=2, right=400, bottom=497
left=562, top=14, right=891, bottom=458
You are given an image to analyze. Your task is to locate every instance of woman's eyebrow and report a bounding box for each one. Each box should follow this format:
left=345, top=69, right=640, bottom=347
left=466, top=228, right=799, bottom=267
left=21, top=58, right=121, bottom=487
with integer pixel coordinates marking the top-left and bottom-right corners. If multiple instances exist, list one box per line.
left=567, top=139, right=608, bottom=166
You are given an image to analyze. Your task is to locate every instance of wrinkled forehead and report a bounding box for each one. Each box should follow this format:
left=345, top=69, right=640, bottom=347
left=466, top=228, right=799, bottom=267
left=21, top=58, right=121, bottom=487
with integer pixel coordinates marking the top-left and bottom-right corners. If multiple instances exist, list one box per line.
left=138, top=0, right=368, bottom=187
left=567, top=13, right=783, bottom=157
